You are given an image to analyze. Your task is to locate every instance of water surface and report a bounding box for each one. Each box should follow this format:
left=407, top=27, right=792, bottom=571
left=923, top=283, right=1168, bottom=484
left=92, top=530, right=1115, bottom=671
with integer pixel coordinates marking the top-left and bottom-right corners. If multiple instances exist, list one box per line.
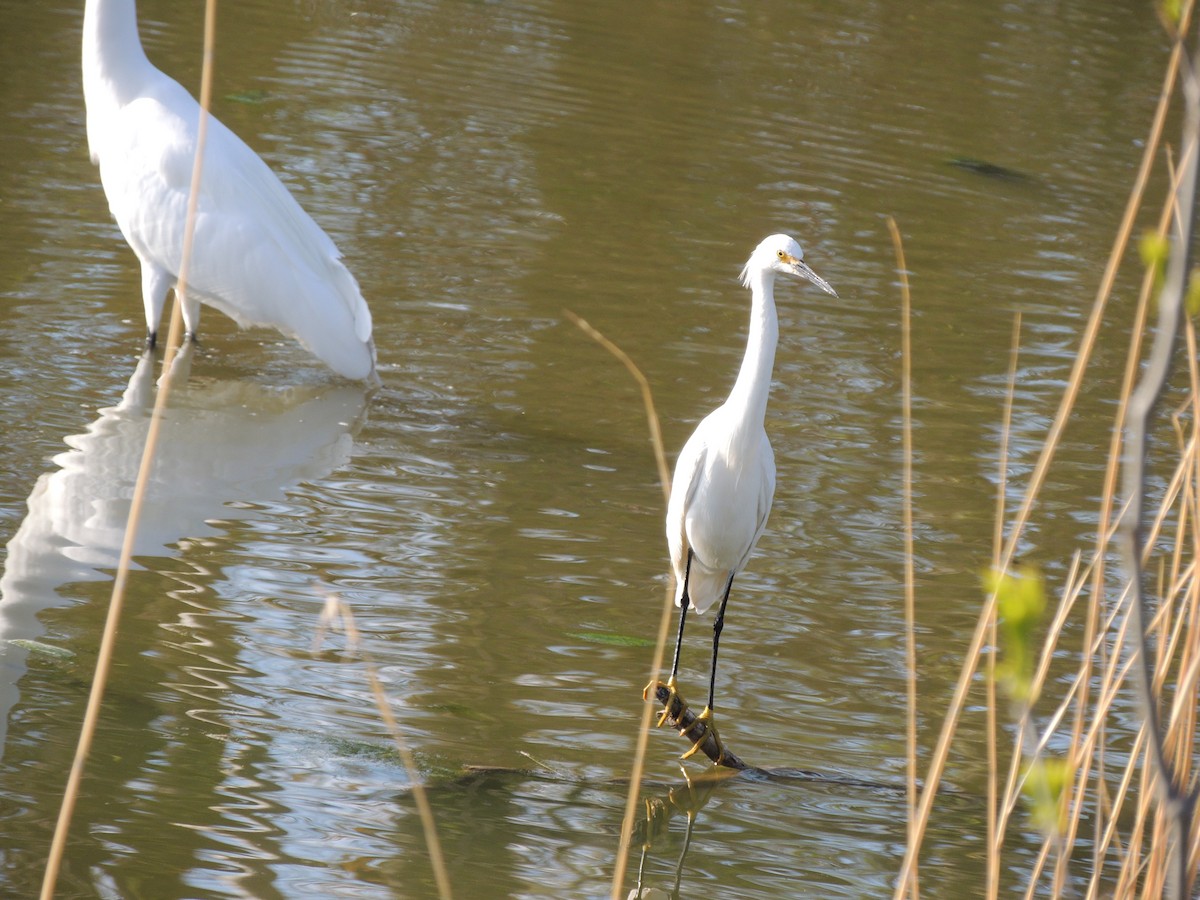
left=0, top=0, right=1172, bottom=896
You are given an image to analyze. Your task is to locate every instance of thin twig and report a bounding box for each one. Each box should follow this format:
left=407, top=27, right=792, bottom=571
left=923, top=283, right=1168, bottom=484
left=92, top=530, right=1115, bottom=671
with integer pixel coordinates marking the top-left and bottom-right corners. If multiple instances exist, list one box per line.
left=314, top=596, right=453, bottom=899
left=887, top=217, right=921, bottom=900
left=988, top=312, right=1022, bottom=899
left=562, top=311, right=675, bottom=900
left=564, top=310, right=672, bottom=507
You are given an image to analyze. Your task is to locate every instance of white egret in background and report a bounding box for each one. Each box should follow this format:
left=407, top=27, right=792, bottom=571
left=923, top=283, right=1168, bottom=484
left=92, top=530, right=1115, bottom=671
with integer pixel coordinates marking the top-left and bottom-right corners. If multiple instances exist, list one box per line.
left=650, top=233, right=837, bottom=764
left=82, top=0, right=377, bottom=380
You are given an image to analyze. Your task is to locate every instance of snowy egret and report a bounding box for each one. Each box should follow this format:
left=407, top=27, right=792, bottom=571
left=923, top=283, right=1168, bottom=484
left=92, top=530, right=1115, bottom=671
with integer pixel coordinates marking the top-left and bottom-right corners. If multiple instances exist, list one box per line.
left=82, top=0, right=377, bottom=380
left=649, top=233, right=837, bottom=764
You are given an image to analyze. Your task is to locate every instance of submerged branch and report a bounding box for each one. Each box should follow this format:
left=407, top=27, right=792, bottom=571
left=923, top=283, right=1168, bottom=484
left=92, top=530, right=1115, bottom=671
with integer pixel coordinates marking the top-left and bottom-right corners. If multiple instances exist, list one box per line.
left=651, top=685, right=748, bottom=770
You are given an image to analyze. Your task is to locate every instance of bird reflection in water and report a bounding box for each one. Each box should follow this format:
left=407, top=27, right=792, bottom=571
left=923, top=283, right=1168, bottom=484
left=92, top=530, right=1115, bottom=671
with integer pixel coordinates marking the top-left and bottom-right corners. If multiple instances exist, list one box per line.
left=0, top=346, right=370, bottom=751
left=628, top=766, right=738, bottom=900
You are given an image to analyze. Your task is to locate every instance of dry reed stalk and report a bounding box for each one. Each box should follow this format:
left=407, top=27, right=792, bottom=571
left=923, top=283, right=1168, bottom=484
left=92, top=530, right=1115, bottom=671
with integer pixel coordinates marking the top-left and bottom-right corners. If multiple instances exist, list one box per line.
left=1169, top=311, right=1200, bottom=809
left=40, top=2, right=218, bottom=896
left=897, top=84, right=1176, bottom=900
left=1034, top=197, right=1200, bottom=890
left=1037, top=465, right=1196, bottom=895
left=560, top=311, right=675, bottom=900
left=1002, top=421, right=1190, bottom=896
left=987, top=313, right=1023, bottom=900
left=886, top=217, right=921, bottom=899
left=1006, top=556, right=1084, bottom=894
left=313, top=596, right=453, bottom=900
left=894, top=8, right=1194, bottom=894
left=984, top=416, right=1200, bottom=895
left=1065, top=76, right=1182, bottom=900
left=1114, top=19, right=1200, bottom=890
left=564, top=311, right=672, bottom=504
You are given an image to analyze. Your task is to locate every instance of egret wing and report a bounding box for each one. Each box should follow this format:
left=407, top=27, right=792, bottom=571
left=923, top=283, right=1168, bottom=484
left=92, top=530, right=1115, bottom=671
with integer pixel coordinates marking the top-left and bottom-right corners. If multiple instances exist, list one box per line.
left=737, top=434, right=776, bottom=572
left=97, top=78, right=374, bottom=378
left=666, top=426, right=710, bottom=601
left=97, top=92, right=196, bottom=275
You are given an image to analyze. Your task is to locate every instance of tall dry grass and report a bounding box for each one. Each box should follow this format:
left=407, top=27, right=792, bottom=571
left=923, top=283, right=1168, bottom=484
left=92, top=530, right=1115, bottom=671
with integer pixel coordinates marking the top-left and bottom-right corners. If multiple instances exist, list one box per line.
left=897, top=7, right=1200, bottom=898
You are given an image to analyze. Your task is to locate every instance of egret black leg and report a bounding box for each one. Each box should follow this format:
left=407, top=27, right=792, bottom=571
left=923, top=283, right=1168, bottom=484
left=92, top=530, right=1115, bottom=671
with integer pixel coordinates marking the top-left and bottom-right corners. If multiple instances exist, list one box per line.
left=679, top=574, right=735, bottom=764
left=667, top=548, right=694, bottom=683
left=705, top=575, right=735, bottom=713
left=646, top=549, right=694, bottom=724
left=145, top=329, right=157, bottom=350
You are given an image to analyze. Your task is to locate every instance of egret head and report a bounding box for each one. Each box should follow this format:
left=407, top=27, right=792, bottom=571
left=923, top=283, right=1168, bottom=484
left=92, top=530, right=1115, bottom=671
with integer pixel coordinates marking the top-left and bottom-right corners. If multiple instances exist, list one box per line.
left=740, top=233, right=837, bottom=297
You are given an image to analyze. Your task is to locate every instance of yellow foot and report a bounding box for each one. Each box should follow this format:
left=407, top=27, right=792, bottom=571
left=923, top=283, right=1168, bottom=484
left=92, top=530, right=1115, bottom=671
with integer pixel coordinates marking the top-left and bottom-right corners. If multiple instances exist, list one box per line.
left=680, top=706, right=727, bottom=764
left=643, top=677, right=688, bottom=727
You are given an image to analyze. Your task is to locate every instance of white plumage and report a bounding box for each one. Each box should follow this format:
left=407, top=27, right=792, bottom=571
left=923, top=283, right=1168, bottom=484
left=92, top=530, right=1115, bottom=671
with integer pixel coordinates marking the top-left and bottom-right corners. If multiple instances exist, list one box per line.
left=655, top=233, right=837, bottom=762
left=83, top=0, right=376, bottom=380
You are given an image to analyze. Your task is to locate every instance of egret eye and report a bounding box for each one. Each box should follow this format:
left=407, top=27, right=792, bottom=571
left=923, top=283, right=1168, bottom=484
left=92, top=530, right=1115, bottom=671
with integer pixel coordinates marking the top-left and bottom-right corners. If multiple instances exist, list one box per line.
left=776, top=249, right=785, bottom=259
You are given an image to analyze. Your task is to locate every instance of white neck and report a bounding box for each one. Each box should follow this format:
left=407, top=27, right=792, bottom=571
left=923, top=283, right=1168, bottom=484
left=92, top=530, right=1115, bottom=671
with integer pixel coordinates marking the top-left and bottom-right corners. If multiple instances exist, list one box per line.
left=83, top=0, right=153, bottom=155
left=725, top=267, right=779, bottom=428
